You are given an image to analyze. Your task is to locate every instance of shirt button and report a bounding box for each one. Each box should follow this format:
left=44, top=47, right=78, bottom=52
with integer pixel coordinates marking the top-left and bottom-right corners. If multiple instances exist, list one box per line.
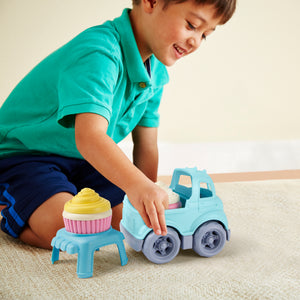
left=139, top=82, right=146, bottom=88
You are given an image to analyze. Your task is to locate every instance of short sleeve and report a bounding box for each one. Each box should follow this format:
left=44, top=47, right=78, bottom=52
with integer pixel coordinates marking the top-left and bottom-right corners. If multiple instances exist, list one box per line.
left=138, top=87, right=164, bottom=127
left=57, top=51, right=119, bottom=128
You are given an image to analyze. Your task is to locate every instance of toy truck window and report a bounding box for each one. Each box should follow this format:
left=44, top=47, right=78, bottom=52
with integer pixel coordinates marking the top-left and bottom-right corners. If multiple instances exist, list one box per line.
left=199, top=182, right=213, bottom=198
left=176, top=175, right=192, bottom=199
left=178, top=175, right=192, bottom=187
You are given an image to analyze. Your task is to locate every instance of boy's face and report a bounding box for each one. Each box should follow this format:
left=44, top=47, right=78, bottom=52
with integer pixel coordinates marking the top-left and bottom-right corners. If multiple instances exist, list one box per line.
left=139, top=0, right=221, bottom=66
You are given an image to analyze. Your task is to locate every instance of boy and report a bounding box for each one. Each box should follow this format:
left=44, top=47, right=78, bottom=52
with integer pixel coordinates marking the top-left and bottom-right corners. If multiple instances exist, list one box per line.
left=0, top=0, right=236, bottom=249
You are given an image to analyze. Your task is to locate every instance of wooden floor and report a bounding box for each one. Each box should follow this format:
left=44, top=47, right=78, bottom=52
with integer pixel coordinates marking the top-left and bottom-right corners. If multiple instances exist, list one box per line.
left=159, top=169, right=300, bottom=183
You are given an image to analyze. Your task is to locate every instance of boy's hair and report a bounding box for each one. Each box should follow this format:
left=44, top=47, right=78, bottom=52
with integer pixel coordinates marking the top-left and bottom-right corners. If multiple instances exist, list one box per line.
left=132, top=0, right=236, bottom=24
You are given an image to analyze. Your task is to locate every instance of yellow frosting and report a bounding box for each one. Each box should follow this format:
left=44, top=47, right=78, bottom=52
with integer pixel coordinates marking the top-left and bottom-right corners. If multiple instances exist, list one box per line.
left=64, top=188, right=111, bottom=214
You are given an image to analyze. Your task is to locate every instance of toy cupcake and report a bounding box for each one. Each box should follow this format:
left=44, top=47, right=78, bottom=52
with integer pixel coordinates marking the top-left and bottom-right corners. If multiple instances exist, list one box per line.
left=156, top=182, right=182, bottom=209
left=63, top=188, right=112, bottom=234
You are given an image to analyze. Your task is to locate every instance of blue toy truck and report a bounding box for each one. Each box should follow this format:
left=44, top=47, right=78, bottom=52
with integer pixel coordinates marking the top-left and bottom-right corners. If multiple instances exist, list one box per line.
left=120, top=167, right=230, bottom=264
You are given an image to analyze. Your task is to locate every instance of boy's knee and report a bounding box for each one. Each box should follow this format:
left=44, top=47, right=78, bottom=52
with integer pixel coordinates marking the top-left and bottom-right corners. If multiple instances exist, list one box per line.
left=19, top=225, right=59, bottom=250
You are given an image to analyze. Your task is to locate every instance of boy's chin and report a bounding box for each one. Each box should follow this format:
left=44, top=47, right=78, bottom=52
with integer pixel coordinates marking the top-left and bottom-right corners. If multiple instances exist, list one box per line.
left=165, top=61, right=177, bottom=67
left=157, top=57, right=177, bottom=67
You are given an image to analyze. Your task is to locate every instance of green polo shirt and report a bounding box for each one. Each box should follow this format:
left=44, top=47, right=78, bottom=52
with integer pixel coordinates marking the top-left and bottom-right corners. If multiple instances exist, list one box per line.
left=0, top=8, right=169, bottom=159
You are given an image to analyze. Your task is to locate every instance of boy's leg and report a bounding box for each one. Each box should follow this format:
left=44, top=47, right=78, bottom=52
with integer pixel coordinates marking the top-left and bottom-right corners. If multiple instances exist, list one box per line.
left=19, top=192, right=72, bottom=249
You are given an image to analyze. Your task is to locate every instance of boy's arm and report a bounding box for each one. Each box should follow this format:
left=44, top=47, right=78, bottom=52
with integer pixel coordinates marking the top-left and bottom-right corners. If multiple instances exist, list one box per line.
left=75, top=112, right=168, bottom=235
left=132, top=126, right=159, bottom=182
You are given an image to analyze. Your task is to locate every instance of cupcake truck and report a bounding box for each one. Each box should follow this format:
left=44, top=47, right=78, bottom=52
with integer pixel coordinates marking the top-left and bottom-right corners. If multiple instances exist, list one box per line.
left=120, top=167, right=231, bottom=264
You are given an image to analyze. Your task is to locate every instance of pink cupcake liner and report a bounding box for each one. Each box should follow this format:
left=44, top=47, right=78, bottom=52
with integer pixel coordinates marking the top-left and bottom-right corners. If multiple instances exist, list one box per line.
left=168, top=201, right=182, bottom=210
left=63, top=215, right=112, bottom=234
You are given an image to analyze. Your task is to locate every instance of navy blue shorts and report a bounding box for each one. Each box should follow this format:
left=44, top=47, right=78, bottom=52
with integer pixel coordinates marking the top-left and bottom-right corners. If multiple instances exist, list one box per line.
left=0, top=155, right=125, bottom=238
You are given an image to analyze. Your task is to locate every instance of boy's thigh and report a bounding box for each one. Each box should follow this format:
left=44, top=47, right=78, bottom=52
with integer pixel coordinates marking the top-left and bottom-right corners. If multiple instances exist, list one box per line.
left=0, top=155, right=77, bottom=238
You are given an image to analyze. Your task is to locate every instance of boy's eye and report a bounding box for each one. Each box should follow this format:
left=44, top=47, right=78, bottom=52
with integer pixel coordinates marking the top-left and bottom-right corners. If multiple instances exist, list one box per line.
left=187, top=21, right=196, bottom=30
left=186, top=20, right=207, bottom=41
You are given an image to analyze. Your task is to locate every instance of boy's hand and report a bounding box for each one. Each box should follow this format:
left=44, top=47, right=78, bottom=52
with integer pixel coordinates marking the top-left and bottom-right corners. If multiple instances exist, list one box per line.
left=127, top=182, right=169, bottom=236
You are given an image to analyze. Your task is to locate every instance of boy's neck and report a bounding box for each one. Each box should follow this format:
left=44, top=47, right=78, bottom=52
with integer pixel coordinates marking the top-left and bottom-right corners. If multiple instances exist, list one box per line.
left=129, top=8, right=152, bottom=63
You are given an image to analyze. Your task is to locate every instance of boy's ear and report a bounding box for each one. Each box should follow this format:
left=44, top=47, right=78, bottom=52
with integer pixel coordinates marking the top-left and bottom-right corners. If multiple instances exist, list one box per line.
left=142, top=0, right=157, bottom=13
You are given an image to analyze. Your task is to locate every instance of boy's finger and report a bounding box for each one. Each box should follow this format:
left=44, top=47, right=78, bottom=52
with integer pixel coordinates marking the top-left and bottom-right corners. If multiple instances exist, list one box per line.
left=145, top=203, right=161, bottom=235
left=156, top=202, right=167, bottom=235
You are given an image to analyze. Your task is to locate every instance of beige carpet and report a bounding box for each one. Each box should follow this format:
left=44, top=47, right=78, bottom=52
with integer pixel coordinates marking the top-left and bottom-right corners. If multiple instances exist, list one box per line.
left=0, top=179, right=299, bottom=299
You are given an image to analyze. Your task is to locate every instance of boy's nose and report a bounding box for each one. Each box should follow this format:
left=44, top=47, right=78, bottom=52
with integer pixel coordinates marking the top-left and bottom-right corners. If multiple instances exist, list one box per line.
left=187, top=34, right=202, bottom=51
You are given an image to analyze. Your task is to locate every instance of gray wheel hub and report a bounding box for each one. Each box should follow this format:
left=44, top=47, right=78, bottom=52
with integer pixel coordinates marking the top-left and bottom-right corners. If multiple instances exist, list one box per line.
left=154, top=237, right=173, bottom=255
left=202, top=231, right=220, bottom=249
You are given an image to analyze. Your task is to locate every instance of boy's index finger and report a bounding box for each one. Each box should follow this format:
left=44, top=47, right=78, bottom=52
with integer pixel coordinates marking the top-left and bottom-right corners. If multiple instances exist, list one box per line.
left=157, top=209, right=167, bottom=236
left=154, top=200, right=167, bottom=236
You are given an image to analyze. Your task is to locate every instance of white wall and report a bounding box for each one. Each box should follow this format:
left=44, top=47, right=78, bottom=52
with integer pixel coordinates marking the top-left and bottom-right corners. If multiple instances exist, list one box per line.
left=1, top=0, right=300, bottom=143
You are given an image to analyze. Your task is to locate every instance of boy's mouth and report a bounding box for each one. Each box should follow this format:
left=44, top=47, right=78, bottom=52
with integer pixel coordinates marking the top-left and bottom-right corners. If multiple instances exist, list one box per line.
left=173, top=44, right=186, bottom=57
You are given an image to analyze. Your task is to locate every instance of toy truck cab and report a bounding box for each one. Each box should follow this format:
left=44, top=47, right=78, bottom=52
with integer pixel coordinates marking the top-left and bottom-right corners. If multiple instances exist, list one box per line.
left=120, top=167, right=230, bottom=264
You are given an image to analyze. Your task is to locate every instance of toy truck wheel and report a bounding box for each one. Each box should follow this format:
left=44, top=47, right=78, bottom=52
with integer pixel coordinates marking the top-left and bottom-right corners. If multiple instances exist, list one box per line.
left=142, top=227, right=180, bottom=264
left=193, top=221, right=226, bottom=257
